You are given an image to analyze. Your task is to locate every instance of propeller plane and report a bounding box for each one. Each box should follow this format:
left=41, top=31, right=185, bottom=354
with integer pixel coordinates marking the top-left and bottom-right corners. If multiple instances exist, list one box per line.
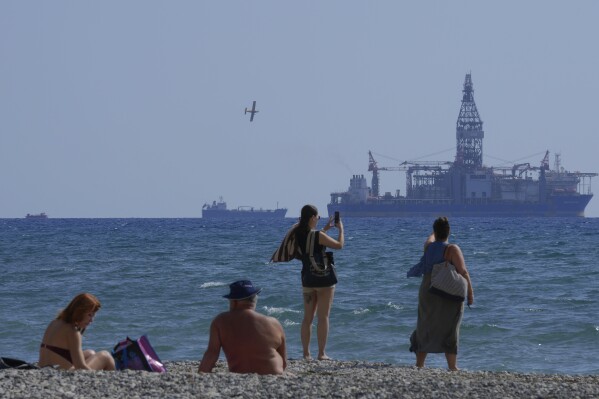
left=245, top=101, right=259, bottom=122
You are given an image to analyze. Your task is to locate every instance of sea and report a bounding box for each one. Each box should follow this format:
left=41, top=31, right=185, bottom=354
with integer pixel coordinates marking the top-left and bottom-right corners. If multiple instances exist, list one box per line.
left=1, top=217, right=598, bottom=375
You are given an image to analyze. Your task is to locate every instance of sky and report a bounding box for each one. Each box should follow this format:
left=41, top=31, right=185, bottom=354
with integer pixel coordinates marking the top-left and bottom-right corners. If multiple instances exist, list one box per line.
left=1, top=1, right=598, bottom=218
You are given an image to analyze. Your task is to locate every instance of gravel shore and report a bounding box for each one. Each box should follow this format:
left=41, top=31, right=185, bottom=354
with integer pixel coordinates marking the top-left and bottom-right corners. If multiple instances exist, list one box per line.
left=1, top=359, right=598, bottom=398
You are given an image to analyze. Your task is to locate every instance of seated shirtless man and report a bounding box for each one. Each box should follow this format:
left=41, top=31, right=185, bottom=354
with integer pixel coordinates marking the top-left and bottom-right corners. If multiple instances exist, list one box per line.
left=198, top=280, right=287, bottom=375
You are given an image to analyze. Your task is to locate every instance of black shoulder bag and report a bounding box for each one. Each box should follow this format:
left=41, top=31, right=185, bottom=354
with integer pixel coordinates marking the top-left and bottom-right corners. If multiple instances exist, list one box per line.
left=301, top=230, right=338, bottom=287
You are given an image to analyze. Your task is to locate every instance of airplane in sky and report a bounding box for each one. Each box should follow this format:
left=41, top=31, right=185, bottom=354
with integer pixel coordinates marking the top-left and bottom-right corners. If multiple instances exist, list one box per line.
left=245, top=101, right=259, bottom=122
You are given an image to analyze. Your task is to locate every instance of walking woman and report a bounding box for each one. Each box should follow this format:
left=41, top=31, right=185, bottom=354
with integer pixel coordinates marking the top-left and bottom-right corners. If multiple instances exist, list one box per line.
left=39, top=293, right=115, bottom=370
left=407, top=217, right=474, bottom=370
left=295, top=205, right=344, bottom=360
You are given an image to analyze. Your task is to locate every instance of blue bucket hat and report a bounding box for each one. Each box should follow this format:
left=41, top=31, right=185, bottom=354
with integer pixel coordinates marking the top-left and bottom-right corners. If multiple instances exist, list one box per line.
left=223, top=280, right=262, bottom=300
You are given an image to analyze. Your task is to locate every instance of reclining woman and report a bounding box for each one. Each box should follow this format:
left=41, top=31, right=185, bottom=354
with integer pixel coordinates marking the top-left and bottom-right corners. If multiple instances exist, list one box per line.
left=39, top=293, right=115, bottom=370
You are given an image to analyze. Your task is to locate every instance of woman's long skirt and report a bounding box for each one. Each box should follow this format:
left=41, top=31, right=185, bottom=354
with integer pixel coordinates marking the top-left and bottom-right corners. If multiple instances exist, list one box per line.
left=409, top=273, right=464, bottom=354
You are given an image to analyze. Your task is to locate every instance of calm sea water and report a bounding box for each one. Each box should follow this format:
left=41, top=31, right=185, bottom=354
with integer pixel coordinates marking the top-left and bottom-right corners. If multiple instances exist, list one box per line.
left=1, top=217, right=598, bottom=375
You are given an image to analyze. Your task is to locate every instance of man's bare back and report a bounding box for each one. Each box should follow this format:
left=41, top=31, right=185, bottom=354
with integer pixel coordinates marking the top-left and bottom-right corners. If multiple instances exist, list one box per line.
left=214, top=309, right=286, bottom=374
left=199, top=280, right=287, bottom=375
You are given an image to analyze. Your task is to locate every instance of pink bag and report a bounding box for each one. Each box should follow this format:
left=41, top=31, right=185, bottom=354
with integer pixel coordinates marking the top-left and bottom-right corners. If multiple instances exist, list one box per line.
left=112, top=335, right=166, bottom=373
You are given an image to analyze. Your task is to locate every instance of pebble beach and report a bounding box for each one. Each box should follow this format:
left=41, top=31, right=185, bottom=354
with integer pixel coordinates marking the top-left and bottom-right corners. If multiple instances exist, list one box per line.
left=2, top=360, right=598, bottom=399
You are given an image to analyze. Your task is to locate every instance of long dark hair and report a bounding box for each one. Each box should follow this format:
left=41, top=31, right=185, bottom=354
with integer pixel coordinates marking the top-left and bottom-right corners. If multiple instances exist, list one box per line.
left=299, top=205, right=317, bottom=232
left=295, top=204, right=318, bottom=249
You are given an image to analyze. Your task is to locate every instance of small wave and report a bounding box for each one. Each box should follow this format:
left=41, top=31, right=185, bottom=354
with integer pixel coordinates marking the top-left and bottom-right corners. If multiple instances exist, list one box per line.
left=262, top=306, right=300, bottom=315
left=523, top=307, right=544, bottom=313
left=262, top=261, right=281, bottom=266
left=200, top=281, right=227, bottom=289
left=595, top=326, right=599, bottom=333
left=352, top=308, right=370, bottom=315
left=554, top=297, right=594, bottom=305
left=538, top=251, right=573, bottom=259
left=483, top=323, right=511, bottom=332
left=495, top=266, right=521, bottom=273
left=282, top=319, right=299, bottom=327
left=386, top=302, right=403, bottom=310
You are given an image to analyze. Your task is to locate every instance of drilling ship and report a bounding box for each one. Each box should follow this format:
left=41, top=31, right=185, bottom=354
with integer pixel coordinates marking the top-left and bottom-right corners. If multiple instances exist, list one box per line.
left=328, top=74, right=596, bottom=217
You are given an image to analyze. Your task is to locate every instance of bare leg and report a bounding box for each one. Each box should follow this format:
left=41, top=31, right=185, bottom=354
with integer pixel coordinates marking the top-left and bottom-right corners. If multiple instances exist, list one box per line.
left=416, top=352, right=427, bottom=368
left=316, top=287, right=335, bottom=360
left=301, top=291, right=317, bottom=359
left=83, top=349, right=96, bottom=361
left=86, top=350, right=116, bottom=371
left=445, top=353, right=458, bottom=371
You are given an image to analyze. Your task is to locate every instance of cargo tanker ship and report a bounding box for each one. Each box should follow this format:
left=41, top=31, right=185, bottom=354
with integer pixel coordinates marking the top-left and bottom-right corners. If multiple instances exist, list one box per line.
left=328, top=74, right=596, bottom=218
left=202, top=197, right=287, bottom=219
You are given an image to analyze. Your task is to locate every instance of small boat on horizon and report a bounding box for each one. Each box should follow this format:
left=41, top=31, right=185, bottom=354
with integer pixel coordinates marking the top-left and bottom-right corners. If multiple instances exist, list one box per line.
left=25, top=212, right=48, bottom=219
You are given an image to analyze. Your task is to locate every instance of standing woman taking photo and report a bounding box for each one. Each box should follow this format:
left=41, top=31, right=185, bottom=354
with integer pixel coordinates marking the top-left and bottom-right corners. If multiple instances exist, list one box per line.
left=294, top=205, right=344, bottom=360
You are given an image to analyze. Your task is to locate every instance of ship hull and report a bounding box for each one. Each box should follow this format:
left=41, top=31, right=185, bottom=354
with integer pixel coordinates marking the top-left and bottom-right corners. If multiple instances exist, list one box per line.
left=202, top=209, right=287, bottom=219
left=327, top=195, right=592, bottom=218
left=25, top=213, right=48, bottom=219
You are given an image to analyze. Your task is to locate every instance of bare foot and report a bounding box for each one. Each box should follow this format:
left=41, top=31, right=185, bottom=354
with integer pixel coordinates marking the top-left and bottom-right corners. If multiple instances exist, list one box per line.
left=303, top=355, right=312, bottom=361
left=317, top=355, right=332, bottom=361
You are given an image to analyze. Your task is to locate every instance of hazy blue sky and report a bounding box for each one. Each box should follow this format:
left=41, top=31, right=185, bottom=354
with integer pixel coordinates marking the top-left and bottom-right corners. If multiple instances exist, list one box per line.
left=2, top=1, right=598, bottom=218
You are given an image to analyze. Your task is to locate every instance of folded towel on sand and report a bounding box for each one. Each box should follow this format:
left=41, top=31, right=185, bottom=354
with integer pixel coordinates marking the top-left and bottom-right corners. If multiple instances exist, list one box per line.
left=0, top=357, right=39, bottom=370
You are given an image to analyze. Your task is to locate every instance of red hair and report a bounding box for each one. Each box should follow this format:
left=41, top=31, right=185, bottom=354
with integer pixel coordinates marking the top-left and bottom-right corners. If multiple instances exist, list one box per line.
left=56, top=293, right=101, bottom=328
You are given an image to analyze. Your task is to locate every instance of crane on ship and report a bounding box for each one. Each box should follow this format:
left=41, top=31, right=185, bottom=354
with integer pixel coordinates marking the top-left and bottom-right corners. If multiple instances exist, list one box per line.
left=368, top=151, right=450, bottom=198
left=540, top=150, right=550, bottom=170
left=368, top=151, right=402, bottom=197
left=511, top=151, right=551, bottom=177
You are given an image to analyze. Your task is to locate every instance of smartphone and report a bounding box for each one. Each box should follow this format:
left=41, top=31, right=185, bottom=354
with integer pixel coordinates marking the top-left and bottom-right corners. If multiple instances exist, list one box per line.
left=334, top=211, right=340, bottom=224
